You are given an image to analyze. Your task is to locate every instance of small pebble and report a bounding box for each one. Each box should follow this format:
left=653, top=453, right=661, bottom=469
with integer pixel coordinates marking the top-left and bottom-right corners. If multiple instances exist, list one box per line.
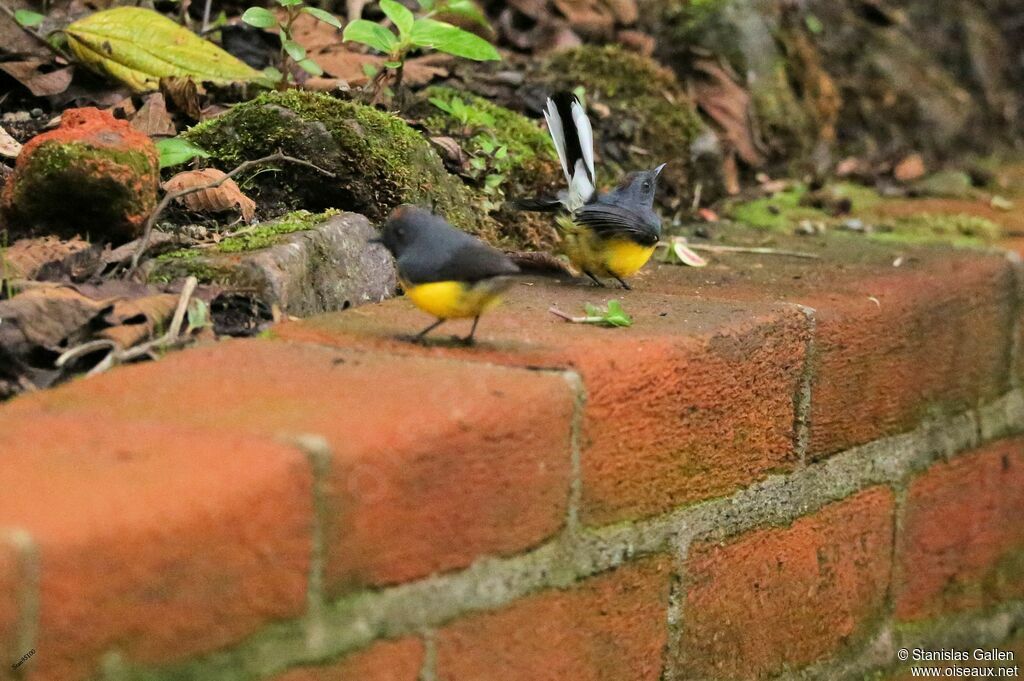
left=30, top=108, right=43, bottom=118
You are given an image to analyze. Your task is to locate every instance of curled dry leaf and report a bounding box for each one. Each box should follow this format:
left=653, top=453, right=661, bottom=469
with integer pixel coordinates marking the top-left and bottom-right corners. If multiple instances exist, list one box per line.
left=0, top=286, right=114, bottom=354
left=691, top=57, right=765, bottom=167
left=162, top=168, right=257, bottom=223
left=662, top=237, right=708, bottom=267
left=430, top=136, right=468, bottom=167
left=894, top=153, right=926, bottom=182
left=160, top=76, right=204, bottom=121
left=0, top=237, right=91, bottom=279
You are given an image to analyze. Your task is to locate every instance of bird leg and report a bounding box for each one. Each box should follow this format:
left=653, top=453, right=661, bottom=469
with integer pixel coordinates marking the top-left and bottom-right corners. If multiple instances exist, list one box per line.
left=584, top=271, right=606, bottom=287
left=410, top=318, right=446, bottom=343
left=458, top=316, right=480, bottom=345
left=614, top=276, right=632, bottom=290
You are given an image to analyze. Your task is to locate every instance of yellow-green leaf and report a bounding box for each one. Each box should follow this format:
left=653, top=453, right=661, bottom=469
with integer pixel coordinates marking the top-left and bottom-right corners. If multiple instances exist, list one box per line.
left=65, top=7, right=263, bottom=92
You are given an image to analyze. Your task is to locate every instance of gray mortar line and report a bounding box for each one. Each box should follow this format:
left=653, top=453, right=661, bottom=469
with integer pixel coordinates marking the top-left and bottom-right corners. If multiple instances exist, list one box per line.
left=1, top=527, right=39, bottom=681
left=122, top=389, right=1024, bottom=681
left=791, top=304, right=818, bottom=468
left=1005, top=250, right=1023, bottom=391
left=417, top=630, right=437, bottom=681
left=561, top=370, right=587, bottom=540
left=289, top=434, right=334, bottom=656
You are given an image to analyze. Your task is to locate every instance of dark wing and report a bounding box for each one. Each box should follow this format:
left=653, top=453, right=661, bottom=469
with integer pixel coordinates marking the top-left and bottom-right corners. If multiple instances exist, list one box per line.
left=508, top=196, right=563, bottom=212
left=401, top=241, right=520, bottom=284
left=574, top=203, right=660, bottom=246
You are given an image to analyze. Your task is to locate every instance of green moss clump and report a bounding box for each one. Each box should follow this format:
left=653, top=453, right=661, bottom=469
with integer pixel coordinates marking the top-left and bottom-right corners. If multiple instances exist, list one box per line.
left=729, top=185, right=826, bottom=230
left=874, top=213, right=1000, bottom=245
left=531, top=46, right=707, bottom=206
left=215, top=209, right=338, bottom=253
left=183, top=90, right=493, bottom=240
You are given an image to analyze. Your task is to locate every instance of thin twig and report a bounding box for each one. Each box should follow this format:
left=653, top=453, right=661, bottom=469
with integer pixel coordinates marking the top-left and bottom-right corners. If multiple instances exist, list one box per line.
left=548, top=306, right=603, bottom=324
left=129, top=152, right=337, bottom=274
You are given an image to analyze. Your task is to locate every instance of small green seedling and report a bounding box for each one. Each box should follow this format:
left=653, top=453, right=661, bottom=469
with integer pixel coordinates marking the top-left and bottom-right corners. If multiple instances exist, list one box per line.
left=549, top=300, right=633, bottom=328
left=344, top=0, right=498, bottom=94
left=242, top=0, right=342, bottom=86
left=14, top=9, right=45, bottom=27
left=156, top=137, right=211, bottom=169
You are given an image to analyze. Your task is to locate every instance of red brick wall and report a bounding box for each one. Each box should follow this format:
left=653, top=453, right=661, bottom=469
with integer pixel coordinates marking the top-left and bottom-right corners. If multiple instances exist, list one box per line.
left=0, top=243, right=1022, bottom=680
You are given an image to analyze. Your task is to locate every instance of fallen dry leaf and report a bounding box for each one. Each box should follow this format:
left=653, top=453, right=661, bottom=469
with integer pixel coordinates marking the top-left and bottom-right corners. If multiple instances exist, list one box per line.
left=163, top=168, right=257, bottom=222
left=602, top=0, right=637, bottom=24
left=98, top=293, right=180, bottom=348
left=0, top=286, right=113, bottom=353
left=553, top=0, right=615, bottom=37
left=0, top=60, right=73, bottom=97
left=160, top=76, right=204, bottom=121
left=1, top=236, right=91, bottom=279
left=0, top=125, right=21, bottom=159
left=691, top=57, right=765, bottom=167
left=131, top=92, right=177, bottom=137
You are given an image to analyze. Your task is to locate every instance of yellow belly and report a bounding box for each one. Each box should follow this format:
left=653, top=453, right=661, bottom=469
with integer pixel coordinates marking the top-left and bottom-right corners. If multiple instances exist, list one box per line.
left=557, top=217, right=656, bottom=278
left=402, top=279, right=508, bottom=319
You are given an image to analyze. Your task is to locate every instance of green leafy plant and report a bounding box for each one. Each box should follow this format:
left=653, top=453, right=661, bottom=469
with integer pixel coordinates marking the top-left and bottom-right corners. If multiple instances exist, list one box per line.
left=343, top=0, right=498, bottom=94
left=427, top=96, right=509, bottom=207
left=549, top=301, right=633, bottom=328
left=241, top=0, right=342, bottom=86
left=14, top=9, right=45, bottom=27
left=156, top=137, right=211, bottom=169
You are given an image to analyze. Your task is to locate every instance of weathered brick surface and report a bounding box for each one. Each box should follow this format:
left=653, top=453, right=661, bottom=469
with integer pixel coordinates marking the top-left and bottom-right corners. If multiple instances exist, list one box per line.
left=678, top=487, right=895, bottom=679
left=895, top=438, right=1024, bottom=621
left=646, top=240, right=1017, bottom=459
left=436, top=556, right=672, bottom=681
left=6, top=340, right=574, bottom=594
left=272, top=638, right=424, bottom=681
left=0, top=413, right=313, bottom=681
left=276, top=281, right=809, bottom=526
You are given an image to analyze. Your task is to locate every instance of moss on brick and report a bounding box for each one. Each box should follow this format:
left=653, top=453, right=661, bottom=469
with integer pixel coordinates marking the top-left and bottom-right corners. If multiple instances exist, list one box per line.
left=184, top=90, right=495, bottom=240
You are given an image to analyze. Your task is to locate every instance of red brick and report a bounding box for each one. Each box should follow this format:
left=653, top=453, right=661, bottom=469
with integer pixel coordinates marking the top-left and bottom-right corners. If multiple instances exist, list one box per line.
left=276, top=280, right=809, bottom=525
left=7, top=340, right=574, bottom=594
left=895, top=438, right=1024, bottom=621
left=271, top=638, right=424, bottom=681
left=436, top=556, right=672, bottom=681
left=0, top=413, right=313, bottom=681
left=678, top=487, right=895, bottom=679
left=643, top=240, right=1016, bottom=459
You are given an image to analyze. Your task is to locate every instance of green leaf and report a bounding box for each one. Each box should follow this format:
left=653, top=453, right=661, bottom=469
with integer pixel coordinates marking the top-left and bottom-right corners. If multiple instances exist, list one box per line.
left=241, top=6, right=277, bottom=27
left=428, top=96, right=453, bottom=114
left=483, top=173, right=504, bottom=188
left=276, top=0, right=303, bottom=6
left=603, top=300, right=632, bottom=326
left=342, top=18, right=399, bottom=54
left=65, top=7, right=264, bottom=92
left=186, top=298, right=209, bottom=331
left=417, top=0, right=435, bottom=10
left=301, top=6, right=342, bottom=28
left=156, top=137, right=210, bottom=169
left=409, top=18, right=499, bottom=60
left=14, top=9, right=45, bottom=28
left=297, top=57, right=323, bottom=75
left=380, top=0, right=414, bottom=38
left=804, top=14, right=824, bottom=34
left=495, top=145, right=507, bottom=159
left=282, top=38, right=306, bottom=61
left=361, top=62, right=379, bottom=78
left=382, top=60, right=402, bottom=68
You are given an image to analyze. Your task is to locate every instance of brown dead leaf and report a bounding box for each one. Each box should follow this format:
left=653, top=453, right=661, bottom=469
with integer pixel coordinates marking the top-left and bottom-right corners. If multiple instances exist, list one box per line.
left=98, top=293, right=179, bottom=348
left=1, top=236, right=91, bottom=280
left=430, top=136, right=467, bottom=167
left=131, top=92, right=177, bottom=137
left=288, top=11, right=342, bottom=54
left=616, top=29, right=654, bottom=56
left=0, top=125, right=21, bottom=159
left=602, top=0, right=637, bottom=24
left=163, top=168, right=257, bottom=223
left=0, top=60, right=73, bottom=97
left=310, top=47, right=448, bottom=86
left=0, top=286, right=113, bottom=352
left=691, top=57, right=765, bottom=167
left=160, top=76, right=203, bottom=121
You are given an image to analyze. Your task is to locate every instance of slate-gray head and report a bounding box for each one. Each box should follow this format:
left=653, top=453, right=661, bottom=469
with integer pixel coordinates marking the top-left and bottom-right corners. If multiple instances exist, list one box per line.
left=598, top=163, right=667, bottom=230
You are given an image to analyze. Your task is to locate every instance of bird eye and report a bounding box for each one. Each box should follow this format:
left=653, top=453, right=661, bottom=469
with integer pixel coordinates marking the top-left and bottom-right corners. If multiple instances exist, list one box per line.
left=397, top=228, right=406, bottom=237
left=642, top=181, right=652, bottom=191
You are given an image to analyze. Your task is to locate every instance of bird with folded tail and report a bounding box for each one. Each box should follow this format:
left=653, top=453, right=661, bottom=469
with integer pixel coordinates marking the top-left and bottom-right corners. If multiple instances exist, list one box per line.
left=370, top=205, right=520, bottom=344
left=514, top=91, right=666, bottom=289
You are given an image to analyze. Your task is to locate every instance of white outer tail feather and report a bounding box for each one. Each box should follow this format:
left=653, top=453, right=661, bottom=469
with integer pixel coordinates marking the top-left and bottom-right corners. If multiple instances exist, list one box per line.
left=544, top=95, right=596, bottom=211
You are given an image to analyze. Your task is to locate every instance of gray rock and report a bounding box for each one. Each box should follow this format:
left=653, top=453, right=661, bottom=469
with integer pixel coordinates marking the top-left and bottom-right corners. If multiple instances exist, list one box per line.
left=145, top=212, right=397, bottom=317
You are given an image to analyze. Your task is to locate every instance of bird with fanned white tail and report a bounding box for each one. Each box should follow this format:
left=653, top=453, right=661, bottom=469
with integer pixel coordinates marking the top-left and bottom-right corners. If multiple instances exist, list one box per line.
left=513, top=91, right=666, bottom=289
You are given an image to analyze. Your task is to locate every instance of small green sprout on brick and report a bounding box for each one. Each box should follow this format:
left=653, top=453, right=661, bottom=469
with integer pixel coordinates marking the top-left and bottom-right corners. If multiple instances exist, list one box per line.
left=343, top=0, right=498, bottom=98
left=156, top=137, right=211, bottom=169
left=241, top=0, right=342, bottom=87
left=549, top=300, right=633, bottom=328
